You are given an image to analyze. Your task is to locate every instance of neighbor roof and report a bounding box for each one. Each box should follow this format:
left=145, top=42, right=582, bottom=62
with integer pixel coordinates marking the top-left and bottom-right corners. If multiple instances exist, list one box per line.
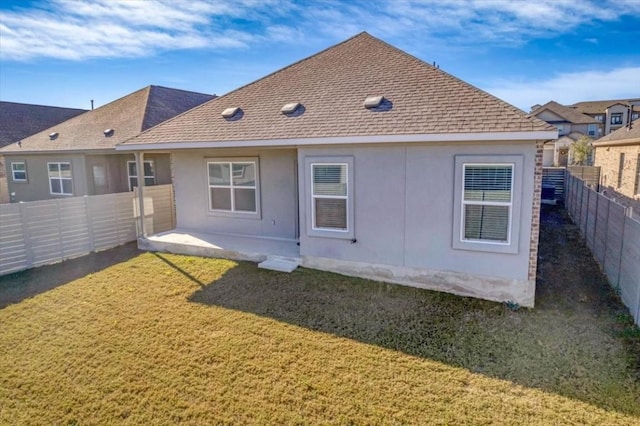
left=0, top=102, right=87, bottom=148
left=1, top=86, right=213, bottom=153
left=570, top=99, right=638, bottom=115
left=530, top=101, right=597, bottom=125
left=593, top=122, right=640, bottom=146
left=122, top=32, right=553, bottom=148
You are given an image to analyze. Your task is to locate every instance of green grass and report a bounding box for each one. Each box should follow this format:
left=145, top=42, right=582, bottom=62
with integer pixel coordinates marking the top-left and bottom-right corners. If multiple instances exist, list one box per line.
left=0, top=206, right=639, bottom=424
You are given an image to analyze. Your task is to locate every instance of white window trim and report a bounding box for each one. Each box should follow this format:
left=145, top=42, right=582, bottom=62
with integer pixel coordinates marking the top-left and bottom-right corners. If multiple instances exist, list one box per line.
left=127, top=160, right=156, bottom=191
left=11, top=161, right=27, bottom=182
left=460, top=163, right=514, bottom=246
left=47, top=161, right=73, bottom=196
left=452, top=155, right=523, bottom=254
left=311, top=162, right=350, bottom=233
left=205, top=157, right=261, bottom=219
left=304, top=156, right=354, bottom=240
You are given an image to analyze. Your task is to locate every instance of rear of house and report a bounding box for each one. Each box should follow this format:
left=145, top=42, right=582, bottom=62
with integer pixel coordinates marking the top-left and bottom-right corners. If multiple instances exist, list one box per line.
left=119, top=33, right=556, bottom=307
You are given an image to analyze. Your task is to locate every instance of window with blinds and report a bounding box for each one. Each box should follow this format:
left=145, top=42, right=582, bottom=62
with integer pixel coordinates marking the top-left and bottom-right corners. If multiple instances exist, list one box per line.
left=312, top=163, right=348, bottom=231
left=462, top=164, right=513, bottom=243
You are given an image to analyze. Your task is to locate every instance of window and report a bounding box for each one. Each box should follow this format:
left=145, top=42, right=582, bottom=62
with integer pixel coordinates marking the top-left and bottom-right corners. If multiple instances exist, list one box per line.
left=556, top=124, right=564, bottom=134
left=304, top=156, right=354, bottom=239
left=127, top=161, right=155, bottom=191
left=11, top=161, right=27, bottom=181
left=207, top=160, right=259, bottom=214
left=312, top=164, right=348, bottom=231
left=462, top=164, right=513, bottom=243
left=635, top=154, right=640, bottom=195
left=632, top=113, right=639, bottom=121
left=595, top=115, right=604, bottom=122
left=453, top=155, right=523, bottom=254
left=611, top=113, right=623, bottom=125
left=587, top=124, right=596, bottom=137
left=48, top=162, right=73, bottom=195
left=617, top=153, right=625, bottom=188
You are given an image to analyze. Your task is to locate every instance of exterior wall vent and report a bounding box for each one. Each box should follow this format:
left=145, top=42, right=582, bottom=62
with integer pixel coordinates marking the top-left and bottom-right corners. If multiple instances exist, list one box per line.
left=222, top=107, right=241, bottom=118
left=364, top=96, right=384, bottom=109
left=103, top=128, right=114, bottom=136
left=49, top=132, right=59, bottom=140
left=281, top=102, right=301, bottom=114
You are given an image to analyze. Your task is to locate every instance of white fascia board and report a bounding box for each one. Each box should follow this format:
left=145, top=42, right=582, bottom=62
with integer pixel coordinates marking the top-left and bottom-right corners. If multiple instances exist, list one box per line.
left=115, top=131, right=558, bottom=151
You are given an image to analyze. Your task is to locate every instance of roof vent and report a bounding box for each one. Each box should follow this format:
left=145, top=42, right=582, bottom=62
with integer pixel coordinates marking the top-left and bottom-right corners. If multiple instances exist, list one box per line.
left=103, top=128, right=114, bottom=136
left=281, top=102, right=301, bottom=114
left=222, top=107, right=241, bottom=119
left=364, top=96, right=384, bottom=109
left=49, top=132, right=59, bottom=140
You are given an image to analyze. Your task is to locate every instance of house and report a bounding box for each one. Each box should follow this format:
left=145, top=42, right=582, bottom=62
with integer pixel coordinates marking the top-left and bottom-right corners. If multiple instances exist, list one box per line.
left=1, top=86, right=213, bottom=202
left=530, top=101, right=598, bottom=166
left=117, top=33, right=556, bottom=307
left=0, top=102, right=87, bottom=203
left=569, top=99, right=640, bottom=137
left=592, top=121, right=640, bottom=212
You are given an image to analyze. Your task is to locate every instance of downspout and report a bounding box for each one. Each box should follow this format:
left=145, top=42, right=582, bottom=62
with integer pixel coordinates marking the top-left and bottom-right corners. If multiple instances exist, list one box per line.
left=135, top=151, right=146, bottom=238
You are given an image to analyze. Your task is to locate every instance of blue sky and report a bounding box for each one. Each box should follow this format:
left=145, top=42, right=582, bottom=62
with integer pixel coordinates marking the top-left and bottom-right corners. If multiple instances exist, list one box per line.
left=1, top=0, right=639, bottom=112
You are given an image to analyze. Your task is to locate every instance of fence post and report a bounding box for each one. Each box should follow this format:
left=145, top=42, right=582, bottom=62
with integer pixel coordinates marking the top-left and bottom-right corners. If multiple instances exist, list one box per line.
left=591, top=189, right=598, bottom=251
left=615, top=209, right=628, bottom=288
left=602, top=198, right=610, bottom=276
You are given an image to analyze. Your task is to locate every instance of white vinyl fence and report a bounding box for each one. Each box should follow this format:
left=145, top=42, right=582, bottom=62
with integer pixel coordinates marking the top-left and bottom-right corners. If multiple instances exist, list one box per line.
left=565, top=172, right=640, bottom=326
left=0, top=184, right=175, bottom=276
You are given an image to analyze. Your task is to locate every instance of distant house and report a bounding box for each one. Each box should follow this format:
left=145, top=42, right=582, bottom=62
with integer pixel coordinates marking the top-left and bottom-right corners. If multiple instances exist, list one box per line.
left=593, top=121, right=640, bottom=211
left=569, top=99, right=640, bottom=137
left=117, top=33, right=556, bottom=307
left=0, top=102, right=87, bottom=203
left=529, top=101, right=598, bottom=166
left=1, top=86, right=213, bottom=202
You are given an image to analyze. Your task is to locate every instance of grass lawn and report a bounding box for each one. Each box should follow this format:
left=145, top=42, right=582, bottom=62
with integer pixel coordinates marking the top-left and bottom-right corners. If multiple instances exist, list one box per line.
left=1, top=206, right=639, bottom=425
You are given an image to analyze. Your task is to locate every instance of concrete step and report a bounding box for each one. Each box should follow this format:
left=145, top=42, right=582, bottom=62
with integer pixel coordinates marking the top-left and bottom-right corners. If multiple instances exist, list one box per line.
left=258, top=255, right=300, bottom=273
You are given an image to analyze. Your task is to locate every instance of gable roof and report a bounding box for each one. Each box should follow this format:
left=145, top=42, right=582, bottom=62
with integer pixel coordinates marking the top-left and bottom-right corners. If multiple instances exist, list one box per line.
left=570, top=99, right=638, bottom=115
left=593, top=122, right=640, bottom=146
left=0, top=102, right=87, bottom=148
left=122, top=33, right=553, bottom=149
left=1, top=86, right=213, bottom=154
left=530, top=101, right=597, bottom=125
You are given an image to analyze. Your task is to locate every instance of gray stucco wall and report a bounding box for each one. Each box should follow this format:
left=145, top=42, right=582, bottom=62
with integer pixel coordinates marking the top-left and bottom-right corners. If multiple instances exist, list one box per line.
left=4, top=153, right=172, bottom=202
left=5, top=153, right=88, bottom=202
left=297, top=141, right=537, bottom=282
left=172, top=148, right=298, bottom=240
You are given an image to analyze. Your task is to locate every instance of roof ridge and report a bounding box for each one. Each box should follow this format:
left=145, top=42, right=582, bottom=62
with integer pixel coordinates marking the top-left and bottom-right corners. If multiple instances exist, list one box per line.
left=193, top=32, right=372, bottom=106
left=0, top=100, right=87, bottom=111
left=147, top=85, right=214, bottom=97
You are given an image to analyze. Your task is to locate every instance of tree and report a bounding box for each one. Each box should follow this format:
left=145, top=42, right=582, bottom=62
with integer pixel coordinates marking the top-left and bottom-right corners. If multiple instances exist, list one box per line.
left=570, top=135, right=593, bottom=166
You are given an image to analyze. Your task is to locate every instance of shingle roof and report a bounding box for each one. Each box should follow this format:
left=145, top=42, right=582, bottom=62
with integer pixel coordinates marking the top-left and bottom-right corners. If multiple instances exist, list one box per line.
left=593, top=122, right=640, bottom=145
left=0, top=102, right=87, bottom=148
left=570, top=99, right=638, bottom=115
left=125, top=33, right=553, bottom=147
left=1, top=86, right=213, bottom=153
left=530, top=101, right=597, bottom=124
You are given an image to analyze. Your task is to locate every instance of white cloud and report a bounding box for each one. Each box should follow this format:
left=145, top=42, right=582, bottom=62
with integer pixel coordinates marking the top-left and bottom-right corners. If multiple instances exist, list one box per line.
left=0, top=0, right=639, bottom=61
left=482, top=67, right=640, bottom=111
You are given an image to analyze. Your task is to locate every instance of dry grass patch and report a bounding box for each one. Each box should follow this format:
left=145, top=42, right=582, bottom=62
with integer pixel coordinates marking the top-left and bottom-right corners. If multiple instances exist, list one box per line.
left=0, top=206, right=638, bottom=424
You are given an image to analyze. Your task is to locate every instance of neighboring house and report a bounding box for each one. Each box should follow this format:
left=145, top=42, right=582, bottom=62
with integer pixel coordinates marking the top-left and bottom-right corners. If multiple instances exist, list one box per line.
left=530, top=101, right=598, bottom=166
left=0, top=102, right=87, bottom=203
left=593, top=121, right=640, bottom=212
left=117, top=32, right=556, bottom=307
left=569, top=98, right=640, bottom=137
left=1, top=86, right=213, bottom=202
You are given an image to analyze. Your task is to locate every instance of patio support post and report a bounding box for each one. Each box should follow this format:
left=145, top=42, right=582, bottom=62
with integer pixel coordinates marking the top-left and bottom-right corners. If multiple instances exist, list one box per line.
left=135, top=151, right=147, bottom=237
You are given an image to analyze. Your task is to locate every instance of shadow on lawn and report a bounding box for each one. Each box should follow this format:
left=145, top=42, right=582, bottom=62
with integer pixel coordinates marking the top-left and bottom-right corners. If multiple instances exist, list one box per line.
left=186, top=205, right=640, bottom=415
left=0, top=242, right=142, bottom=309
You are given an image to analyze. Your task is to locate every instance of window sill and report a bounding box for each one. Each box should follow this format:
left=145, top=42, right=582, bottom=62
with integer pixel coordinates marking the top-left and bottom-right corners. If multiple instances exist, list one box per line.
left=206, top=210, right=262, bottom=220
